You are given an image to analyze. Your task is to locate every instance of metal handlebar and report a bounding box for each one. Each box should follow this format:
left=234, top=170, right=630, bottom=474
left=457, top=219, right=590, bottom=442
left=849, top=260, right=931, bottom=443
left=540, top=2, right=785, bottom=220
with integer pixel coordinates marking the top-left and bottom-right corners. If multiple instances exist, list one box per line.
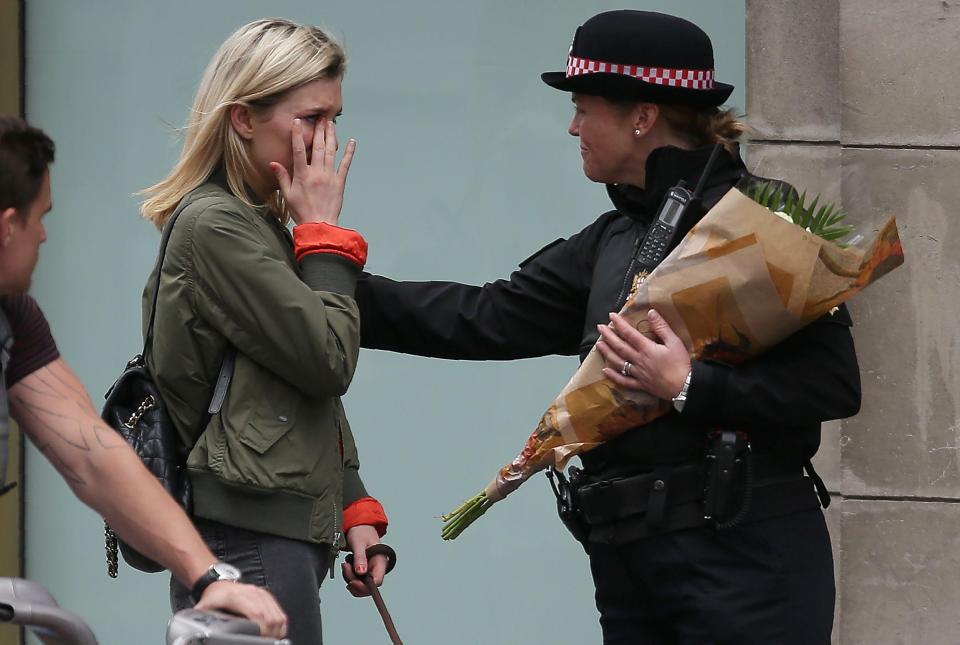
left=172, top=635, right=291, bottom=645
left=0, top=579, right=288, bottom=645
left=0, top=578, right=98, bottom=645
left=166, top=608, right=291, bottom=645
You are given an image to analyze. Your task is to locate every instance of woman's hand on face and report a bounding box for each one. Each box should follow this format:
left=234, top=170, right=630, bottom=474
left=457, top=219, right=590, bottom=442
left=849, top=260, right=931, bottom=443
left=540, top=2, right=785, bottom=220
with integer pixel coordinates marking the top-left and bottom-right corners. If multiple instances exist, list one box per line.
left=342, top=525, right=390, bottom=598
left=596, top=309, right=691, bottom=401
left=270, top=118, right=356, bottom=227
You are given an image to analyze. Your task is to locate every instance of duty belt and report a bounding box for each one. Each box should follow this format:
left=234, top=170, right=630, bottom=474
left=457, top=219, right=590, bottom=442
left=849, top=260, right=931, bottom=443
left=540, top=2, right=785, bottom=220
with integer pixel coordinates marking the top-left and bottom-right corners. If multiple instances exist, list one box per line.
left=575, top=457, right=822, bottom=545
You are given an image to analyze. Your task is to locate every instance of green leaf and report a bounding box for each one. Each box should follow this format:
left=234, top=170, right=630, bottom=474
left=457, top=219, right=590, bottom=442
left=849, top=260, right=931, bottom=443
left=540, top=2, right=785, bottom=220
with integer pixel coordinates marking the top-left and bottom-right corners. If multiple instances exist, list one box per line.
left=745, top=181, right=856, bottom=244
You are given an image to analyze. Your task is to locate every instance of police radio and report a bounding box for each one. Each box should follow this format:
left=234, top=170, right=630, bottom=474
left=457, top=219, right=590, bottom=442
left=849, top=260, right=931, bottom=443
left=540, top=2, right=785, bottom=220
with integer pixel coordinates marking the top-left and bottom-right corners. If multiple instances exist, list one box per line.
left=637, top=143, right=725, bottom=269
left=637, top=184, right=693, bottom=267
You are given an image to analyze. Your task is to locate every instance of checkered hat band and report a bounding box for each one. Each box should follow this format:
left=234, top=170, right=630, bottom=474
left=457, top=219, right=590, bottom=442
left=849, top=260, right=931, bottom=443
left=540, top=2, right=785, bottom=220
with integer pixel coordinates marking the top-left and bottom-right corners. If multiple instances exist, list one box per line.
left=566, top=55, right=715, bottom=90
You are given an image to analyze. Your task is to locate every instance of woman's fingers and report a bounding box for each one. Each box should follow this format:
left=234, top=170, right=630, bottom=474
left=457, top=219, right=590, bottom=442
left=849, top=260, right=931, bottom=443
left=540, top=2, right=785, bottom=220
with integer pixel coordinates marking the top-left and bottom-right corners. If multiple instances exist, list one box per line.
left=609, top=313, right=654, bottom=349
left=291, top=118, right=308, bottom=177
left=270, top=163, right=291, bottom=196
left=342, top=562, right=372, bottom=597
left=280, top=118, right=356, bottom=225
left=596, top=336, right=642, bottom=391
left=342, top=562, right=366, bottom=594
left=324, top=120, right=338, bottom=169
left=368, top=553, right=388, bottom=587
left=311, top=117, right=326, bottom=167
left=600, top=363, right=636, bottom=390
left=596, top=322, right=640, bottom=364
left=646, top=309, right=681, bottom=348
left=598, top=310, right=692, bottom=401
left=338, top=138, right=357, bottom=179
left=595, top=335, right=625, bottom=368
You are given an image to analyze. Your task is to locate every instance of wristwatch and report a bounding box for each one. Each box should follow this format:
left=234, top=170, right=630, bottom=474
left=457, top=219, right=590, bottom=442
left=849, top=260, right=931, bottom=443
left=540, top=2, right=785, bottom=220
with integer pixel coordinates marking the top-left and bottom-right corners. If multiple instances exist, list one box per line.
left=672, top=370, right=692, bottom=413
left=191, top=560, right=242, bottom=603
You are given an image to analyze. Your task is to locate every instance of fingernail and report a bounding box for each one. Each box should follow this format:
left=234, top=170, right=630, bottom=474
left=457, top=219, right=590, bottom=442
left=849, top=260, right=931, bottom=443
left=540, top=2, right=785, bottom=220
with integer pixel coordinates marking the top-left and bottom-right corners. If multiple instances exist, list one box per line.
left=357, top=565, right=366, bottom=575
left=596, top=324, right=604, bottom=332
left=648, top=309, right=657, bottom=318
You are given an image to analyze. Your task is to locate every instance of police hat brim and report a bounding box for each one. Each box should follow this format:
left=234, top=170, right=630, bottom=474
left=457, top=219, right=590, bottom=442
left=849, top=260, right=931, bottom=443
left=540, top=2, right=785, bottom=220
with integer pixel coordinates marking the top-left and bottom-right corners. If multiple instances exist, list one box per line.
left=541, top=71, right=734, bottom=107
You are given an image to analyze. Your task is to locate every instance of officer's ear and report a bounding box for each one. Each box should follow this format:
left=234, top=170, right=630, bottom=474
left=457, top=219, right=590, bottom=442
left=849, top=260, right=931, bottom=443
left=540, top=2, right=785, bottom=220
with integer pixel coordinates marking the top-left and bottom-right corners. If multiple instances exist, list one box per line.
left=632, top=103, right=661, bottom=138
left=0, top=207, right=18, bottom=249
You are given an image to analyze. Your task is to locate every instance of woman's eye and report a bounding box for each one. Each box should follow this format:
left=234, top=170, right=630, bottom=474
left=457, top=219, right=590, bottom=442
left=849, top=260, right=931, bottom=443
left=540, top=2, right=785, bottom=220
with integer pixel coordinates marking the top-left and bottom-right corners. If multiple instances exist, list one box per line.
left=302, top=115, right=319, bottom=124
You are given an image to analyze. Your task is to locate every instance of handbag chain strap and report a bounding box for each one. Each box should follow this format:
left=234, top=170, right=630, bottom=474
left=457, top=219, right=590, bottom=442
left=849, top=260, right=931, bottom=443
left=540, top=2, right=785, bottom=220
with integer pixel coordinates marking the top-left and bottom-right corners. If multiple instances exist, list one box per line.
left=142, top=197, right=236, bottom=394
left=142, top=200, right=192, bottom=355
left=106, top=195, right=236, bottom=579
left=120, top=395, right=157, bottom=429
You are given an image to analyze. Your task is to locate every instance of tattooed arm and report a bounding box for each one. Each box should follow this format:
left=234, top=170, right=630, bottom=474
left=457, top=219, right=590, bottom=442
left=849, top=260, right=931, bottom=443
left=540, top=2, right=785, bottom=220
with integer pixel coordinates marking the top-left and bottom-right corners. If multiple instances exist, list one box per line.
left=8, top=358, right=288, bottom=637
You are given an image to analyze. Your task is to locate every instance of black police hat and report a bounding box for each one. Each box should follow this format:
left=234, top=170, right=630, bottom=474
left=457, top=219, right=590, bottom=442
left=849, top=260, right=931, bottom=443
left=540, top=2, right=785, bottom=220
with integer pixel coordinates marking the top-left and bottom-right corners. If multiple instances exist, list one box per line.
left=541, top=10, right=734, bottom=107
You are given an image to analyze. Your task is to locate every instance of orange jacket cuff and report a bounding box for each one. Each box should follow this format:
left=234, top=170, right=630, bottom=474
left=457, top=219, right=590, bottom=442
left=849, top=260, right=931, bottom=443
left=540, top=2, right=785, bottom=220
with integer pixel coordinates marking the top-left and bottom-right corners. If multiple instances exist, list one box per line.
left=343, top=496, right=389, bottom=537
left=293, top=222, right=368, bottom=268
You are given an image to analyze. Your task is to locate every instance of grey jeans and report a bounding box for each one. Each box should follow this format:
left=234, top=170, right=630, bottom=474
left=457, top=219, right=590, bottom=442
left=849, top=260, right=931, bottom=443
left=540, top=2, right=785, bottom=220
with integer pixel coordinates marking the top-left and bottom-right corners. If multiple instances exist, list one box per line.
left=171, top=517, right=332, bottom=645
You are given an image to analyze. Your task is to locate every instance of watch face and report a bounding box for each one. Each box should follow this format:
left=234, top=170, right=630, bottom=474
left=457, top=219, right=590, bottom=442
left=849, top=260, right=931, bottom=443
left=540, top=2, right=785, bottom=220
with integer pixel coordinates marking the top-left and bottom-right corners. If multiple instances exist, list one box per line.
left=212, top=561, right=242, bottom=581
left=672, top=395, right=686, bottom=413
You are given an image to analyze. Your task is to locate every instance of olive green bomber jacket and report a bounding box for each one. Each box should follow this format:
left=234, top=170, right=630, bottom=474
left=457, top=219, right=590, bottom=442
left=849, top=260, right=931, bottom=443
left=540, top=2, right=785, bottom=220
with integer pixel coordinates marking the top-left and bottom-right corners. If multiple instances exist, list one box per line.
left=143, top=172, right=368, bottom=546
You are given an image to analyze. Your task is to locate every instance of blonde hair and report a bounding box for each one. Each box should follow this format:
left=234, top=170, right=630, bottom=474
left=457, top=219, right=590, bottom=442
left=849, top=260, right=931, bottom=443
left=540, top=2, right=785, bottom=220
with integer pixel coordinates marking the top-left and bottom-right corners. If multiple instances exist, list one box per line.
left=658, top=105, right=749, bottom=154
left=140, top=18, right=346, bottom=227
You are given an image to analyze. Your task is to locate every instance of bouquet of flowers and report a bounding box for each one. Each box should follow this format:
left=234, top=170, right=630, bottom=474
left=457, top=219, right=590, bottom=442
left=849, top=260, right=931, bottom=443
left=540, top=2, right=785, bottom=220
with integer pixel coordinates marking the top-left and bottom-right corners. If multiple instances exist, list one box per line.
left=441, top=181, right=904, bottom=540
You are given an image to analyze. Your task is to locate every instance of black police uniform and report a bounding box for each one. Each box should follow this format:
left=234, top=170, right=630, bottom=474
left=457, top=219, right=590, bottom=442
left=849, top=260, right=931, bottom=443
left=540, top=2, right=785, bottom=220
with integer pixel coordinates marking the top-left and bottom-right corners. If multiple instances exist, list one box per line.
left=357, top=145, right=861, bottom=644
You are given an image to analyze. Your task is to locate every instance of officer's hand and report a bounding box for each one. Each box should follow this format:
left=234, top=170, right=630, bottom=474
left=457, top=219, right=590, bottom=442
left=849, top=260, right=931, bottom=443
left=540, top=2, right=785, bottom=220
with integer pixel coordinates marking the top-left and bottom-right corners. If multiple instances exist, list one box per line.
left=596, top=309, right=691, bottom=401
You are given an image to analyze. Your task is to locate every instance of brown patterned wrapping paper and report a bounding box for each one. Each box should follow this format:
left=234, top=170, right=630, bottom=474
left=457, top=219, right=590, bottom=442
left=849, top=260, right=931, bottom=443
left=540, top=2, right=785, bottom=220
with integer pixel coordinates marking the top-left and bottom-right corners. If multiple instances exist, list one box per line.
left=484, top=188, right=904, bottom=502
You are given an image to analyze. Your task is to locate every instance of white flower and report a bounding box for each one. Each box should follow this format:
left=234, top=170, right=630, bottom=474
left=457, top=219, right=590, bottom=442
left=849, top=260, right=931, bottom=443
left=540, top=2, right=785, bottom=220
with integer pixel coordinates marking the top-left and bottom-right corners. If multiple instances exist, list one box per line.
left=773, top=210, right=815, bottom=234
left=773, top=210, right=793, bottom=224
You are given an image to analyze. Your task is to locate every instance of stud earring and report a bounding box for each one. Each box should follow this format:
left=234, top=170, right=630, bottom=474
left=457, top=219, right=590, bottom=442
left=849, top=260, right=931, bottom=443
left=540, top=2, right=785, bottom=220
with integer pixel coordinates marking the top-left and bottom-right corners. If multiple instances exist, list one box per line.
left=634, top=129, right=642, bottom=136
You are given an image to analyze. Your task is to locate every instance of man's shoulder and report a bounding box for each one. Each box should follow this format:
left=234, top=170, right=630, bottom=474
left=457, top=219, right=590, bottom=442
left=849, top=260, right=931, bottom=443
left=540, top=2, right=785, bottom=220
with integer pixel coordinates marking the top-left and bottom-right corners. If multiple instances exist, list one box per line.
left=0, top=293, right=45, bottom=330
left=1, top=293, right=59, bottom=386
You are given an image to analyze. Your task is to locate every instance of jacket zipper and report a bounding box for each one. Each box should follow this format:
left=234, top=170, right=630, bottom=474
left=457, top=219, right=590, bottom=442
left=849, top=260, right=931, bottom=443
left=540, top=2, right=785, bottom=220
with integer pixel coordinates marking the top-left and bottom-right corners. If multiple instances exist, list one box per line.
left=328, top=423, right=346, bottom=579
left=329, top=504, right=341, bottom=580
left=613, top=231, right=643, bottom=311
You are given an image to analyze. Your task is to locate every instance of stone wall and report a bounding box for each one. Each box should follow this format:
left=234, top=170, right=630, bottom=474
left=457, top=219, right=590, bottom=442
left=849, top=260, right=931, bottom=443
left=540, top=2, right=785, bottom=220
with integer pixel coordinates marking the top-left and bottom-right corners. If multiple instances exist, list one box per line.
left=746, top=1, right=960, bottom=643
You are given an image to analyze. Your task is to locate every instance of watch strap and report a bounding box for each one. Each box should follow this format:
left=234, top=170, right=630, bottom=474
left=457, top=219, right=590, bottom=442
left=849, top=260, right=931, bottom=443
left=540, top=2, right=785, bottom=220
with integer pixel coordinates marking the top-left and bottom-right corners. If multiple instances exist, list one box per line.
left=190, top=561, right=240, bottom=603
left=672, top=369, right=692, bottom=413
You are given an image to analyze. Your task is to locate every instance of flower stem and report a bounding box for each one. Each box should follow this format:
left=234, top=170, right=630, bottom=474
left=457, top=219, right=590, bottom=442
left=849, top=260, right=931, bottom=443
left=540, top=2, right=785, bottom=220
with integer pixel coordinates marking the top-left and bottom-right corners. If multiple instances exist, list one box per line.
left=441, top=491, right=493, bottom=540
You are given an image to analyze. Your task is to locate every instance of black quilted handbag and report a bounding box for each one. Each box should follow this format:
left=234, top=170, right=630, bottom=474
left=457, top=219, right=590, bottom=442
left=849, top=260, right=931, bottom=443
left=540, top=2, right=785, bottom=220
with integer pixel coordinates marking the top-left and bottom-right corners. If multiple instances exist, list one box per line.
left=101, top=202, right=235, bottom=576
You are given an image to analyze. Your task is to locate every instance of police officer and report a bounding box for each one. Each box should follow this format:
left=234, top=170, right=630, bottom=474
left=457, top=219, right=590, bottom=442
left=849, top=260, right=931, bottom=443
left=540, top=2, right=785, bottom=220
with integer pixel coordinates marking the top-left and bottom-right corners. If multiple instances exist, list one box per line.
left=357, top=11, right=860, bottom=644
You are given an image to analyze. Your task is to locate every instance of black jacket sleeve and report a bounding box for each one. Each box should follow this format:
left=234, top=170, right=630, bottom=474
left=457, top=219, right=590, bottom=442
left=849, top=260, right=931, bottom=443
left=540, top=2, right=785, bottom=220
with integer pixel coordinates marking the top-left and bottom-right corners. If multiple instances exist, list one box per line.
left=356, top=225, right=604, bottom=360
left=681, top=305, right=862, bottom=429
